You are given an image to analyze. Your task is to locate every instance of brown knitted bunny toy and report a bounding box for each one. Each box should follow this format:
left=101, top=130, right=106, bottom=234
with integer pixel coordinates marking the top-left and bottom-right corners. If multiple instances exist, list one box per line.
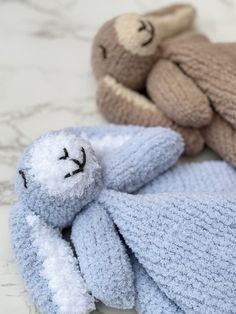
left=91, top=3, right=236, bottom=165
left=91, top=4, right=207, bottom=156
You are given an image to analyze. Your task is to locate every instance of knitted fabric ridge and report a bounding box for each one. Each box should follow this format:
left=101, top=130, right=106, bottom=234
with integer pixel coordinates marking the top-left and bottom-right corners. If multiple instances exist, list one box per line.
left=10, top=125, right=236, bottom=314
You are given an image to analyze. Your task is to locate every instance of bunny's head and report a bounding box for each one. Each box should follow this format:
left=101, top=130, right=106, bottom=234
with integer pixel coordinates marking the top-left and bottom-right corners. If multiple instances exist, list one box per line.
left=16, top=131, right=102, bottom=227
left=91, top=4, right=195, bottom=90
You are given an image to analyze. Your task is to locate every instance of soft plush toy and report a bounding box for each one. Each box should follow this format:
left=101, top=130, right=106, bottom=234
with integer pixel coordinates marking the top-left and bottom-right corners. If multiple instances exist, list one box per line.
left=91, top=3, right=236, bottom=165
left=10, top=125, right=236, bottom=314
left=91, top=4, right=205, bottom=156
left=10, top=125, right=183, bottom=314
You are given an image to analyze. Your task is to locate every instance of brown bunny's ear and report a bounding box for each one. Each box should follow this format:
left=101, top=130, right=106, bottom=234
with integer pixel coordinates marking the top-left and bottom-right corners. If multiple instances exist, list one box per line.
left=144, top=4, right=196, bottom=41
left=163, top=31, right=210, bottom=46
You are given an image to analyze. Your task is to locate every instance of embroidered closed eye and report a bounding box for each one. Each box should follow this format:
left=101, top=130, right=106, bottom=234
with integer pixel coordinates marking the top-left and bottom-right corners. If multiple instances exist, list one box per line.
left=19, top=170, right=28, bottom=188
left=59, top=148, right=69, bottom=160
left=99, top=44, right=107, bottom=59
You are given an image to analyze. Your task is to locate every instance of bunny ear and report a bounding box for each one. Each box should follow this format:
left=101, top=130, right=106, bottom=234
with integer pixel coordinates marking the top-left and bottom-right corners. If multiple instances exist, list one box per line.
left=99, top=190, right=236, bottom=314
left=71, top=202, right=135, bottom=309
left=10, top=204, right=95, bottom=314
left=144, top=4, right=196, bottom=41
left=102, top=127, right=184, bottom=193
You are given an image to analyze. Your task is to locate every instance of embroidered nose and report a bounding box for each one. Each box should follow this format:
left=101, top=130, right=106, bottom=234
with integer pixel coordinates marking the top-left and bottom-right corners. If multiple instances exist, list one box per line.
left=138, top=20, right=155, bottom=47
left=64, top=147, right=87, bottom=179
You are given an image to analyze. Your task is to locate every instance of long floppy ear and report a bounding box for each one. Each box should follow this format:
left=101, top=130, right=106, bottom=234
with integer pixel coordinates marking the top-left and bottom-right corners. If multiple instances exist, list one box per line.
left=144, top=4, right=196, bottom=41
left=10, top=204, right=95, bottom=314
left=102, top=127, right=184, bottom=193
left=71, top=202, right=135, bottom=309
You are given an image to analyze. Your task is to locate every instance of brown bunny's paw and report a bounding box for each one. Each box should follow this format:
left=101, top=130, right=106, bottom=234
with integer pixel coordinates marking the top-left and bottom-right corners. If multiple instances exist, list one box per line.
left=181, top=128, right=204, bottom=156
left=202, top=114, right=236, bottom=167
left=147, top=59, right=212, bottom=128
left=96, top=76, right=204, bottom=155
left=163, top=41, right=236, bottom=129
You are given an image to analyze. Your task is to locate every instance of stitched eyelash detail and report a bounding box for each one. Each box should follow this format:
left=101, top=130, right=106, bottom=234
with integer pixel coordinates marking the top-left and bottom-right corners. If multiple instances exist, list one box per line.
left=59, top=148, right=69, bottom=160
left=19, top=170, right=28, bottom=188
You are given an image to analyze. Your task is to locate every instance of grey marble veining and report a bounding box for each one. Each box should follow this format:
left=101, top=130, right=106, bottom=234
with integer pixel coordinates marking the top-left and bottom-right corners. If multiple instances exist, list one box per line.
left=0, top=0, right=235, bottom=313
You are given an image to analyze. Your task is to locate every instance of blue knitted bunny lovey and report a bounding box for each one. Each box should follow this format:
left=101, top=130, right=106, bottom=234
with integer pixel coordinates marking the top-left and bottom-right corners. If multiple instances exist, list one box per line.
left=10, top=125, right=236, bottom=314
left=10, top=125, right=184, bottom=314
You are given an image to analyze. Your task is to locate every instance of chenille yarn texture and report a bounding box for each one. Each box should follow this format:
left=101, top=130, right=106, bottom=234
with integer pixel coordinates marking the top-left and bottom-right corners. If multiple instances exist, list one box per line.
left=10, top=125, right=184, bottom=314
left=99, top=191, right=236, bottom=314
left=91, top=3, right=236, bottom=166
left=139, top=160, right=236, bottom=194
left=136, top=160, right=236, bottom=314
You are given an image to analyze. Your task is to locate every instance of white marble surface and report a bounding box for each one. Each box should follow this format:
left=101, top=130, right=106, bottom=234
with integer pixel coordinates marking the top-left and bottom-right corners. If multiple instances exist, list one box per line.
left=0, top=0, right=235, bottom=313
